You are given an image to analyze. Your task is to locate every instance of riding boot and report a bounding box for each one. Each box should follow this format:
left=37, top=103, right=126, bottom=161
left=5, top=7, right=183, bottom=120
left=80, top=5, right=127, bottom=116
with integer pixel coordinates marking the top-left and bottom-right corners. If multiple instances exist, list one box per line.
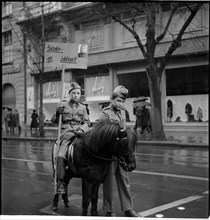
left=57, top=156, right=67, bottom=194
left=52, top=194, right=59, bottom=211
left=62, top=193, right=69, bottom=207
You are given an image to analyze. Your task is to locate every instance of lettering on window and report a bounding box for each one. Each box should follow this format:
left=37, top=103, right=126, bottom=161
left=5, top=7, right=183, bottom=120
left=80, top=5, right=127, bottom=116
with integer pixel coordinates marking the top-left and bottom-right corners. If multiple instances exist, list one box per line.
left=92, top=76, right=104, bottom=94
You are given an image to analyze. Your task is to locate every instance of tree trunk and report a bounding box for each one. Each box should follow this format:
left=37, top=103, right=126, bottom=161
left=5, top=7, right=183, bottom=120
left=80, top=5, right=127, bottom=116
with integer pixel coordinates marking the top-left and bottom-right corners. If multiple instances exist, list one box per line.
left=146, top=64, right=166, bottom=140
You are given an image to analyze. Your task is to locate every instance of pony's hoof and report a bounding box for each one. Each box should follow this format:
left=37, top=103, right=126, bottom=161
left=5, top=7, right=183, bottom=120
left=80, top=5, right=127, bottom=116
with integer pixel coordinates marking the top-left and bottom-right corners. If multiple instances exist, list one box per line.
left=52, top=205, right=58, bottom=211
left=64, top=201, right=70, bottom=207
left=91, top=211, right=98, bottom=216
left=82, top=210, right=88, bottom=216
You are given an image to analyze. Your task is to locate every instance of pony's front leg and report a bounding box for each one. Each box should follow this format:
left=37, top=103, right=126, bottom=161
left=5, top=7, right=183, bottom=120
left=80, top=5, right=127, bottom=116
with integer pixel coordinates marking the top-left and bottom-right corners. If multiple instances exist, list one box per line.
left=52, top=194, right=59, bottom=211
left=82, top=179, right=91, bottom=216
left=90, top=181, right=101, bottom=216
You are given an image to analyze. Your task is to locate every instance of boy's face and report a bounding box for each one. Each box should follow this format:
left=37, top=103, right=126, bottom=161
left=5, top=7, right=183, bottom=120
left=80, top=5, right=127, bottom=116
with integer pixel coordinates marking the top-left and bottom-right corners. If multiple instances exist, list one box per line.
left=112, top=97, right=125, bottom=110
left=69, top=88, right=81, bottom=102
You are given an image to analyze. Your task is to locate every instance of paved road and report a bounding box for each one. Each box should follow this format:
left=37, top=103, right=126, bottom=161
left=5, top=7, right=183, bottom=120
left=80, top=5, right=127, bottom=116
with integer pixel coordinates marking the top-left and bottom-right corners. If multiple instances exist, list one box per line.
left=1, top=139, right=209, bottom=218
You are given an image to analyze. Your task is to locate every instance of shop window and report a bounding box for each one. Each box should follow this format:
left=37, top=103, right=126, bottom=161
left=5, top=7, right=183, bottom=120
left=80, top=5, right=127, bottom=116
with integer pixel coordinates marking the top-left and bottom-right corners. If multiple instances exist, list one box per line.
left=166, top=65, right=208, bottom=96
left=74, top=65, right=109, bottom=97
left=118, top=72, right=150, bottom=98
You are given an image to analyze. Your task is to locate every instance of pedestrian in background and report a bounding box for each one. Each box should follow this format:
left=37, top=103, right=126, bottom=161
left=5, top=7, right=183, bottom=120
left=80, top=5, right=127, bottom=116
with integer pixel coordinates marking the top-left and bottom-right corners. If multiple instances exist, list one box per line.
left=2, top=108, right=9, bottom=135
left=99, top=85, right=141, bottom=217
left=13, top=109, right=21, bottom=135
left=133, top=99, right=151, bottom=135
left=30, top=109, right=39, bottom=135
left=8, top=109, right=15, bottom=136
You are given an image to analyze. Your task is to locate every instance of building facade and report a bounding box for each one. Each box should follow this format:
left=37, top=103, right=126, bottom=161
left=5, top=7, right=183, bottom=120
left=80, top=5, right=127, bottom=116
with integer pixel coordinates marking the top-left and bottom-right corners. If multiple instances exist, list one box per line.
left=2, top=2, right=209, bottom=125
left=2, top=2, right=25, bottom=121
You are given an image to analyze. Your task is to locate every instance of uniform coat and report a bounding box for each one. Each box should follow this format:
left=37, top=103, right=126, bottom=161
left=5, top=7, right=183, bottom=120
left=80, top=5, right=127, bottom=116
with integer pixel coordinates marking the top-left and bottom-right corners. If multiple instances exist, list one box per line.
left=52, top=100, right=90, bottom=159
left=99, top=103, right=133, bottom=212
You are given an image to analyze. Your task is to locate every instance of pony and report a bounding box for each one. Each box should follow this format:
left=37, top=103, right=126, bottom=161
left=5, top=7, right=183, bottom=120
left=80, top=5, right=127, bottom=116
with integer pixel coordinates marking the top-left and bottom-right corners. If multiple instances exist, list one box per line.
left=52, top=121, right=137, bottom=216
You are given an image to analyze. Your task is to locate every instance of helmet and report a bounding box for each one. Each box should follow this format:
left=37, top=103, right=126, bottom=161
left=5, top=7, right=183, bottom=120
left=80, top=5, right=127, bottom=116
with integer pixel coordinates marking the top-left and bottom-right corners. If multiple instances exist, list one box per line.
left=112, top=85, right=128, bottom=100
left=69, top=82, right=82, bottom=94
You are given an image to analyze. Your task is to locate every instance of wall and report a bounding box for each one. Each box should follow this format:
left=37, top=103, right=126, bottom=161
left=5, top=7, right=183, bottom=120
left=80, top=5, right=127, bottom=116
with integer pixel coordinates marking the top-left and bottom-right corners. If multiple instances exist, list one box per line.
left=2, top=2, right=25, bottom=124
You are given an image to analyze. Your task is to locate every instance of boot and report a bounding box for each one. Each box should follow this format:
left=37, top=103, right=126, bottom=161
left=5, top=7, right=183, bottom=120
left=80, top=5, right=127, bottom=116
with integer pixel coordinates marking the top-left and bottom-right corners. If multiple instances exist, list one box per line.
left=52, top=194, right=59, bottom=211
left=62, top=193, right=69, bottom=207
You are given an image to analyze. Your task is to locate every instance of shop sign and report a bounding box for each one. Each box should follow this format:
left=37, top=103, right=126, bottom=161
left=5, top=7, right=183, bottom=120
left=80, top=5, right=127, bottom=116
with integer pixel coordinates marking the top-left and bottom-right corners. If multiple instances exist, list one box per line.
left=44, top=42, right=88, bottom=69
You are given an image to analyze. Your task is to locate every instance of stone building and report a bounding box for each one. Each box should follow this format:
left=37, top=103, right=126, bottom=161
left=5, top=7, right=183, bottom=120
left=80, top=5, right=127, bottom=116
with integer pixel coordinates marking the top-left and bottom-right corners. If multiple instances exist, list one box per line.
left=2, top=2, right=209, bottom=125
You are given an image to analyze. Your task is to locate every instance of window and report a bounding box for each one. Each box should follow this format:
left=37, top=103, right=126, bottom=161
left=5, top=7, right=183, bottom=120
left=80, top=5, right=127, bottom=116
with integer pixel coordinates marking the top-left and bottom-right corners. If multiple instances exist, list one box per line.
left=3, top=31, right=12, bottom=45
left=81, top=20, right=102, bottom=49
left=166, top=65, right=209, bottom=96
left=118, top=72, right=150, bottom=98
left=3, top=2, right=12, bottom=16
left=2, top=31, right=12, bottom=64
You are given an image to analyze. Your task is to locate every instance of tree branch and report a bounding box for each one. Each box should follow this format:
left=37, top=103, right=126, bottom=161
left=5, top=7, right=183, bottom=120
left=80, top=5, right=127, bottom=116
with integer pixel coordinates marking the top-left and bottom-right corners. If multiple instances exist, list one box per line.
left=111, top=15, right=148, bottom=58
left=176, top=3, right=203, bottom=42
left=158, top=3, right=203, bottom=74
left=156, top=3, right=178, bottom=44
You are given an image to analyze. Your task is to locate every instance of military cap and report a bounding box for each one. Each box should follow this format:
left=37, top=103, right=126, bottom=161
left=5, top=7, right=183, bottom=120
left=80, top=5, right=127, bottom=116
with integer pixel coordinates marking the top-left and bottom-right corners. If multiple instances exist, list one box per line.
left=112, top=85, right=128, bottom=100
left=69, top=82, right=82, bottom=94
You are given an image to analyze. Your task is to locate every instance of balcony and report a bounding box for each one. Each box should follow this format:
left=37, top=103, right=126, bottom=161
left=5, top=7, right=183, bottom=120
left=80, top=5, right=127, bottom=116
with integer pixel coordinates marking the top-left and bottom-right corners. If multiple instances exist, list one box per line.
left=18, top=2, right=62, bottom=22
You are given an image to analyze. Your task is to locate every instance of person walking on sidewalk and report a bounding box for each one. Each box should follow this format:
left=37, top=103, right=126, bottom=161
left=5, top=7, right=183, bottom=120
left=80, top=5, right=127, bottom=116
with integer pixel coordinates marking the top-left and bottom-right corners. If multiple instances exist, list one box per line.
left=133, top=104, right=151, bottom=135
left=14, top=109, right=21, bottom=135
left=51, top=82, right=90, bottom=194
left=30, top=109, right=39, bottom=135
left=99, top=85, right=141, bottom=217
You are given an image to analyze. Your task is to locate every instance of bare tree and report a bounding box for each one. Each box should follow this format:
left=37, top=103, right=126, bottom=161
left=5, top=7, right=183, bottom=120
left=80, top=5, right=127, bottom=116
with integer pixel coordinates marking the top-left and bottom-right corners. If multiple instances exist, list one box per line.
left=93, top=2, right=205, bottom=140
left=17, top=2, right=63, bottom=136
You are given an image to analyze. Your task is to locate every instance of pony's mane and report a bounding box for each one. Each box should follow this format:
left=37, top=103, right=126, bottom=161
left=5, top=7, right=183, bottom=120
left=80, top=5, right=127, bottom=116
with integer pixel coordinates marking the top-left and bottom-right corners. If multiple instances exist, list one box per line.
left=82, top=121, right=120, bottom=152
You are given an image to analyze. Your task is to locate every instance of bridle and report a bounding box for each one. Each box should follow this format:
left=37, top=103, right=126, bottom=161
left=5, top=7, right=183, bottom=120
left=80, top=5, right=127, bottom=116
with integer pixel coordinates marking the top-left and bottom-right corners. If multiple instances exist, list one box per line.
left=82, top=136, right=129, bottom=163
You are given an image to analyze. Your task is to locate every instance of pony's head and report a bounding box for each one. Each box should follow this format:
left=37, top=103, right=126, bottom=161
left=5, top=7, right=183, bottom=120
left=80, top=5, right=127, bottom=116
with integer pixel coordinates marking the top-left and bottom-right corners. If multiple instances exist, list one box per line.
left=116, top=128, right=137, bottom=172
left=82, top=121, right=136, bottom=162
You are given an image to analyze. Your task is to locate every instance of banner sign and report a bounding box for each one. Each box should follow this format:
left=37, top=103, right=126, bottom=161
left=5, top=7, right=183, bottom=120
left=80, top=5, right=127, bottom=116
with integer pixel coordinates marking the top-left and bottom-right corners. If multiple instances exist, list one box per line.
left=44, top=42, right=88, bottom=69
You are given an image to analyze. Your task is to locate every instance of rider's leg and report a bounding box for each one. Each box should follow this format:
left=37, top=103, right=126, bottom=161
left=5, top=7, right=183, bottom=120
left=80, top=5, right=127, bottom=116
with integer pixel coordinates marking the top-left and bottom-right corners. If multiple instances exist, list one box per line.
left=57, top=156, right=67, bottom=194
left=57, top=139, right=69, bottom=194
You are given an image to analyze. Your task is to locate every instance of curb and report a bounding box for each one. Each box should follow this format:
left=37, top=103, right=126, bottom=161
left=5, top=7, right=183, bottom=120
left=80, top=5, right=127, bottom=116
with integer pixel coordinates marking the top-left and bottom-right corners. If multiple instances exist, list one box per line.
left=2, top=136, right=208, bottom=148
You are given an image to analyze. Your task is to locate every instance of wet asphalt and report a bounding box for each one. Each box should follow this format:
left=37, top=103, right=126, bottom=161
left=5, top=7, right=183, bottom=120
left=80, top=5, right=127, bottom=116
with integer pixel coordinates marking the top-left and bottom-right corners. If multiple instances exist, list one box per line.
left=1, top=139, right=209, bottom=218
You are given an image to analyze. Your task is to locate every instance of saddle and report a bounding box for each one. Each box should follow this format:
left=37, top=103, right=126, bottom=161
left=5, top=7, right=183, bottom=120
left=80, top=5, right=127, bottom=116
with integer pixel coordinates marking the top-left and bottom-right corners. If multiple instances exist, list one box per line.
left=66, top=139, right=80, bottom=177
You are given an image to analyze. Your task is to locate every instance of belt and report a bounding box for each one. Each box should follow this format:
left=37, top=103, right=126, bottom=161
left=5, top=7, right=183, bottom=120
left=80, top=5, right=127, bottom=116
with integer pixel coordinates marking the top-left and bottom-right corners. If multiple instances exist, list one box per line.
left=63, top=120, right=81, bottom=126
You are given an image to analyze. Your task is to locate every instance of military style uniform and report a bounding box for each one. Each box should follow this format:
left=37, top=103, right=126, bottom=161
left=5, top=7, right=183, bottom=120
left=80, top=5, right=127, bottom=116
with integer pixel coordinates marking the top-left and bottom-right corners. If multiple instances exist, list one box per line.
left=54, top=100, right=90, bottom=158
left=52, top=82, right=90, bottom=193
left=52, top=100, right=90, bottom=180
left=99, top=103, right=134, bottom=213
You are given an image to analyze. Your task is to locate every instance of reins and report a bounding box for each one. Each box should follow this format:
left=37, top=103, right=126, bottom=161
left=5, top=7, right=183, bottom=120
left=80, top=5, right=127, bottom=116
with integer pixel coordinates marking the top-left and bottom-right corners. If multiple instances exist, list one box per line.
left=82, top=139, right=132, bottom=163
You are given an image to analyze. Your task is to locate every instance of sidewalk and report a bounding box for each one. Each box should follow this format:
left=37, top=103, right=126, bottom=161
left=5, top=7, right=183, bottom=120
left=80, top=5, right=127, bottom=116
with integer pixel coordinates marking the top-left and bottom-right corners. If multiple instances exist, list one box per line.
left=2, top=122, right=208, bottom=147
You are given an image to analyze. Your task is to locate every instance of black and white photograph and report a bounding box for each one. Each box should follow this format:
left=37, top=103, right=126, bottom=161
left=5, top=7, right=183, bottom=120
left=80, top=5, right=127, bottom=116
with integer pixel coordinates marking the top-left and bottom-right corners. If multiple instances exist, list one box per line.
left=2, top=2, right=209, bottom=219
